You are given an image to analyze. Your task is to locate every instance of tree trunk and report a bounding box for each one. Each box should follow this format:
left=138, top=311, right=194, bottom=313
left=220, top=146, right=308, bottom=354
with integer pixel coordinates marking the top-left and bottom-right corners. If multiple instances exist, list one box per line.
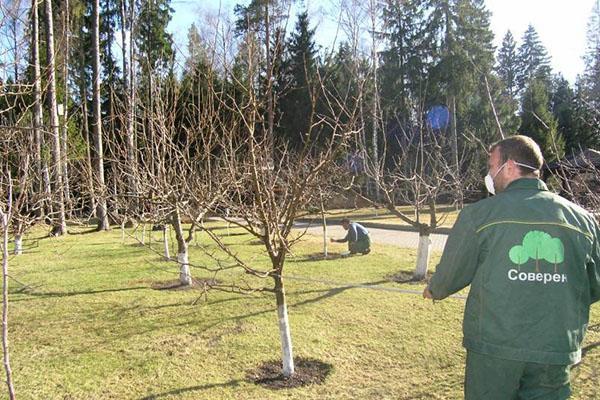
left=44, top=0, right=67, bottom=235
left=121, top=220, right=126, bottom=244
left=92, top=0, right=110, bottom=231
left=120, top=0, right=138, bottom=202
left=172, top=210, right=191, bottom=286
left=13, top=233, right=22, bottom=256
left=80, top=83, right=96, bottom=217
left=163, top=225, right=170, bottom=260
left=31, top=0, right=46, bottom=219
left=273, top=273, right=294, bottom=377
left=0, top=209, right=16, bottom=399
left=320, top=193, right=327, bottom=258
left=413, top=229, right=431, bottom=281
left=61, top=0, right=71, bottom=218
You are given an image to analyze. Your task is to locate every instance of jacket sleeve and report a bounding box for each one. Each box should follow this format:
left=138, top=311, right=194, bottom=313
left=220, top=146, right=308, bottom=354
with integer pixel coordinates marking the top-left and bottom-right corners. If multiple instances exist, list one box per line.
left=428, top=207, right=480, bottom=300
left=588, top=222, right=600, bottom=304
left=338, top=228, right=349, bottom=243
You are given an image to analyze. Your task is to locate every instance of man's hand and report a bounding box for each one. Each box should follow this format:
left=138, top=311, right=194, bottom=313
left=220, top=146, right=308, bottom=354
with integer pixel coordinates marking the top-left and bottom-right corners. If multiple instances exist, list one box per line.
left=330, top=238, right=335, bottom=243
left=422, top=286, right=433, bottom=299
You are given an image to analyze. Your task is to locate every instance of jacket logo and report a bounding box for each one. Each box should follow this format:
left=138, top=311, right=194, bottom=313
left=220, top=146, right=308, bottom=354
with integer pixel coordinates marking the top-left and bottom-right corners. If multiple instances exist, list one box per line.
left=509, top=230, right=564, bottom=273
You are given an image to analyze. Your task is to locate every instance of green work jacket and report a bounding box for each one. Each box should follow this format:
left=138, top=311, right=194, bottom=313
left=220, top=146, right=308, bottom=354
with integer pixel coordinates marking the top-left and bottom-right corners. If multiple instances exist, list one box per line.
left=429, top=178, right=600, bottom=365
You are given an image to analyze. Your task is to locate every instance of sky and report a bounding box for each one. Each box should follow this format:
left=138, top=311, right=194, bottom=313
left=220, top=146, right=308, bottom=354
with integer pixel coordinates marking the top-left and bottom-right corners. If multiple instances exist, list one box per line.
left=169, top=0, right=596, bottom=83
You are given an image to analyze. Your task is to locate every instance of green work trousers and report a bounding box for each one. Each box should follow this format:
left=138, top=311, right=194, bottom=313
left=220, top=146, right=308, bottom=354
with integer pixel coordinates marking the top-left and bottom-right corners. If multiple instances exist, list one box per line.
left=348, top=235, right=370, bottom=254
left=465, top=351, right=571, bottom=400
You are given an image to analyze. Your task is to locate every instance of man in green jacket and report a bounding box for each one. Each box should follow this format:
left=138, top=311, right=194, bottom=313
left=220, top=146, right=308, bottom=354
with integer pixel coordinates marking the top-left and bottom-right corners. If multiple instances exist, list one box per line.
left=423, top=135, right=600, bottom=399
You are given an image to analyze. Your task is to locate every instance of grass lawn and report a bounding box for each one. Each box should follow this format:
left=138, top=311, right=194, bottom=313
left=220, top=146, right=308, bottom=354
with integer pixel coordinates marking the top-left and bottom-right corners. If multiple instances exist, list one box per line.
left=5, top=224, right=599, bottom=399
left=306, top=207, right=461, bottom=228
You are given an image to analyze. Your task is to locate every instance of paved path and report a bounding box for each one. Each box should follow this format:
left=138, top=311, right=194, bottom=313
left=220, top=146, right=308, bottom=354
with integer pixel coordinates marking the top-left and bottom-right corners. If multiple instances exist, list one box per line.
left=295, top=222, right=448, bottom=251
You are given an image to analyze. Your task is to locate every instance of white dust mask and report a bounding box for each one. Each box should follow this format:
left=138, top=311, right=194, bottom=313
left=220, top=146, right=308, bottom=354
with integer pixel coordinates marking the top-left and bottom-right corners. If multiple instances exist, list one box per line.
left=484, top=162, right=507, bottom=195
left=484, top=161, right=539, bottom=195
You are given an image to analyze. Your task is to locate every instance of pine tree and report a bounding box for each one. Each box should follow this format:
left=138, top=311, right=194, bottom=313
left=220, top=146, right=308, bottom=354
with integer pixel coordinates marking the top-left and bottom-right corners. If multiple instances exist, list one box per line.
left=550, top=75, right=578, bottom=153
left=277, top=11, right=318, bottom=149
left=496, top=30, right=519, bottom=98
left=379, top=0, right=428, bottom=127
left=136, top=0, right=174, bottom=75
left=519, top=78, right=564, bottom=160
left=581, top=0, right=600, bottom=112
left=516, top=25, right=552, bottom=93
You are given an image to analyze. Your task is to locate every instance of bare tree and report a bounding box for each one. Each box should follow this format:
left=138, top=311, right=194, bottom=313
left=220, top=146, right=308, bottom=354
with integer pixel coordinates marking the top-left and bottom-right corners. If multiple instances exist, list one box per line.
left=345, top=117, right=481, bottom=280
left=0, top=173, right=16, bottom=400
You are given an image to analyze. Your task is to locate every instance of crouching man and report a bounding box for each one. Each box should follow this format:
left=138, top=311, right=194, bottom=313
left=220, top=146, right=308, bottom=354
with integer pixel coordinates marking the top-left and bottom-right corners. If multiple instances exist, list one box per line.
left=331, top=218, right=371, bottom=255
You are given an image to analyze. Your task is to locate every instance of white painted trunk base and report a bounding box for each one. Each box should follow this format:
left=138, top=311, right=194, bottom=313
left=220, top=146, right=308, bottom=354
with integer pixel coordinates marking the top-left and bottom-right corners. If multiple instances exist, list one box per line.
left=163, top=226, right=170, bottom=260
left=178, top=252, right=192, bottom=286
left=413, top=234, right=431, bottom=280
left=322, top=223, right=328, bottom=258
left=277, top=303, right=295, bottom=377
left=13, top=236, right=22, bottom=256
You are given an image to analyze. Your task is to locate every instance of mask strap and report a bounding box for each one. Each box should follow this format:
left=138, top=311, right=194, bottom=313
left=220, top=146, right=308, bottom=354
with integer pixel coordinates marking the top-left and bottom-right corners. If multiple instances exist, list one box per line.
left=513, top=161, right=539, bottom=172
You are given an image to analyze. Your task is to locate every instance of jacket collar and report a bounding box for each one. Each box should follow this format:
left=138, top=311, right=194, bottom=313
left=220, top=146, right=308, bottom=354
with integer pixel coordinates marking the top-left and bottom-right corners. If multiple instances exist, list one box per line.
left=503, top=177, right=548, bottom=192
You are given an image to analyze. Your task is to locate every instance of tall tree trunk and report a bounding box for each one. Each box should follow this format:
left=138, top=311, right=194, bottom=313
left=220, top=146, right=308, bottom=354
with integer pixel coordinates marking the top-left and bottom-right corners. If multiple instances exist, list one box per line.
left=121, top=0, right=137, bottom=202
left=31, top=0, right=46, bottom=219
left=81, top=84, right=96, bottom=217
left=92, top=0, right=110, bottom=231
left=172, top=209, right=192, bottom=286
left=0, top=183, right=16, bottom=399
left=61, top=0, right=71, bottom=218
left=369, top=0, right=380, bottom=201
left=273, top=273, right=294, bottom=377
left=44, top=0, right=67, bottom=235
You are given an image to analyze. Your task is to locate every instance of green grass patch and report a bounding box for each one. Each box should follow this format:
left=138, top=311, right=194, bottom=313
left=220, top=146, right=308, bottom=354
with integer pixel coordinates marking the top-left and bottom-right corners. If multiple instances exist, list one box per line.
left=307, top=206, right=460, bottom=228
left=5, top=224, right=599, bottom=399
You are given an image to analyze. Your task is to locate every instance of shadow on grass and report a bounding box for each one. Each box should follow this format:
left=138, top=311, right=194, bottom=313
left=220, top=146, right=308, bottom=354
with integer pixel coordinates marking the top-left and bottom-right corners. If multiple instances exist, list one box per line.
left=139, top=379, right=243, bottom=399
left=288, top=279, right=390, bottom=309
left=388, top=270, right=431, bottom=284
left=68, top=228, right=100, bottom=236
left=12, top=285, right=149, bottom=301
left=290, top=252, right=348, bottom=263
left=582, top=341, right=600, bottom=358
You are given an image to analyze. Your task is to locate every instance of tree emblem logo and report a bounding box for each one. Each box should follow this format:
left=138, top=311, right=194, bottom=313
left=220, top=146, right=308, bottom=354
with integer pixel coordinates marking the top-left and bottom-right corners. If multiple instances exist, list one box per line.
left=509, top=230, right=564, bottom=272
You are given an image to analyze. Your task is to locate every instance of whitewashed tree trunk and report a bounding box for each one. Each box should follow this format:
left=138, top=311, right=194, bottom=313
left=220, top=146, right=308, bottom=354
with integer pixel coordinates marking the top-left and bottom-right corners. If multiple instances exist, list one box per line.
left=177, top=251, right=191, bottom=286
left=13, top=235, right=22, bottom=256
left=274, top=274, right=294, bottom=377
left=172, top=210, right=192, bottom=286
left=163, top=225, right=170, bottom=260
left=320, top=193, right=328, bottom=258
left=141, top=224, right=146, bottom=245
left=121, top=220, right=125, bottom=244
left=413, top=232, right=431, bottom=280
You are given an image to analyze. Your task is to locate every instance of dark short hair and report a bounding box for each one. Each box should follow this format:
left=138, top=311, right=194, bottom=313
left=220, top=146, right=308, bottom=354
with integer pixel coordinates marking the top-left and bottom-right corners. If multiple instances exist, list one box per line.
left=490, top=135, right=544, bottom=175
left=341, top=218, right=350, bottom=224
